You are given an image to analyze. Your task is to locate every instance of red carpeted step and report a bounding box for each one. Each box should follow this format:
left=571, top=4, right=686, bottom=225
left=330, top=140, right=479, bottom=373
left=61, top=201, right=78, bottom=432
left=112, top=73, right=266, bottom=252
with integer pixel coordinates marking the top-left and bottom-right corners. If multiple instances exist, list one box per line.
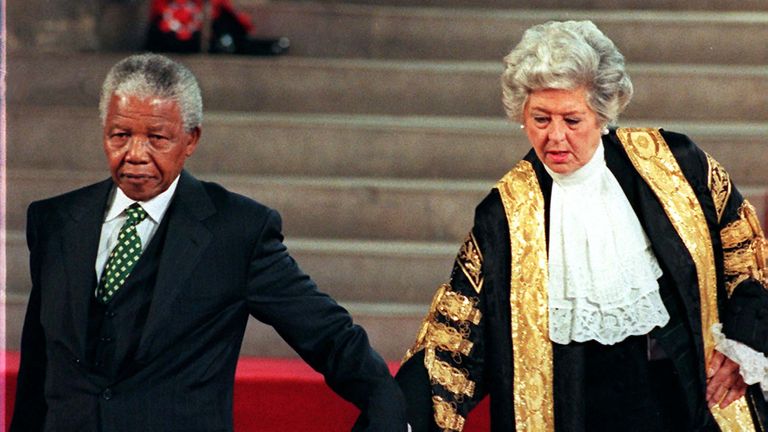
left=3, top=351, right=490, bottom=431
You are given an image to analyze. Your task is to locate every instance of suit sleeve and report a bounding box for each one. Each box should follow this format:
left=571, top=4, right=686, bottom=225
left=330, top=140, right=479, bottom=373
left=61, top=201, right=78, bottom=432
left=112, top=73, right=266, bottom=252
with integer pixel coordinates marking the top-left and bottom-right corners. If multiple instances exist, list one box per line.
left=705, top=153, right=768, bottom=354
left=244, top=209, right=406, bottom=432
left=10, top=203, right=48, bottom=431
left=396, top=214, right=490, bottom=432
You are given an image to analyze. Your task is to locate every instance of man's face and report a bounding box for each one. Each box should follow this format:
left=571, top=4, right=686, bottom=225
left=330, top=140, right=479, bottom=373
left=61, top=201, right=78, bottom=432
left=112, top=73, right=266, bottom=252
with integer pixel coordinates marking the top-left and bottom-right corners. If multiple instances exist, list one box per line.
left=103, top=93, right=200, bottom=201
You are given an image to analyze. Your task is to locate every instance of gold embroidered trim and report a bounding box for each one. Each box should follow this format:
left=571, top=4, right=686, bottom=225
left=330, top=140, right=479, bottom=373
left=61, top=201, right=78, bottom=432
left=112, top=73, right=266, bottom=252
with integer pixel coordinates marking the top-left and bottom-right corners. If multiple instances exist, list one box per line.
left=425, top=348, right=475, bottom=398
left=722, top=201, right=768, bottom=295
left=721, top=218, right=755, bottom=249
left=402, top=281, right=482, bottom=364
left=726, top=274, right=751, bottom=298
left=432, top=396, right=465, bottom=432
left=742, top=202, right=768, bottom=285
left=743, top=200, right=766, bottom=239
left=496, top=161, right=554, bottom=432
left=403, top=316, right=431, bottom=363
left=617, top=128, right=756, bottom=432
left=725, top=248, right=763, bottom=277
left=709, top=394, right=759, bottom=431
left=457, top=232, right=484, bottom=294
left=426, top=322, right=473, bottom=356
left=435, top=285, right=482, bottom=325
left=403, top=283, right=450, bottom=362
left=707, top=152, right=732, bottom=223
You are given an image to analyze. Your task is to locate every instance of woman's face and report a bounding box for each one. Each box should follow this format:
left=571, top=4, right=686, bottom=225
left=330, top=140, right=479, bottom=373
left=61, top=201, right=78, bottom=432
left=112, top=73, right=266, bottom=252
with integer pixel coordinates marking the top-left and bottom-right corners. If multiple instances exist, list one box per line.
left=523, top=87, right=603, bottom=175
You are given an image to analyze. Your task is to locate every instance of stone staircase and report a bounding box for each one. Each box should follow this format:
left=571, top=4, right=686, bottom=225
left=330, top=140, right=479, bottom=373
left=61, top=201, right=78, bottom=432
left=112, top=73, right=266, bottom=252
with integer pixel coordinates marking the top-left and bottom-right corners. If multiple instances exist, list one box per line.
left=6, top=1, right=767, bottom=360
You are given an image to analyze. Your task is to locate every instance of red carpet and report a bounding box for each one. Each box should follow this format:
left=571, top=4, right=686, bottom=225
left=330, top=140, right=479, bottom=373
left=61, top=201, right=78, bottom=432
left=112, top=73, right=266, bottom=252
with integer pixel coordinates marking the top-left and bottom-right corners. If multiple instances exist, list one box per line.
left=4, top=352, right=490, bottom=431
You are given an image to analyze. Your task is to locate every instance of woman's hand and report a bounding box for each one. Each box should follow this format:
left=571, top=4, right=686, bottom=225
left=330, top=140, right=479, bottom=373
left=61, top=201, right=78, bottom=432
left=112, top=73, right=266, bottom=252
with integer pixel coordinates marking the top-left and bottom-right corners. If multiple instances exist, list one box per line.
left=706, top=350, right=748, bottom=409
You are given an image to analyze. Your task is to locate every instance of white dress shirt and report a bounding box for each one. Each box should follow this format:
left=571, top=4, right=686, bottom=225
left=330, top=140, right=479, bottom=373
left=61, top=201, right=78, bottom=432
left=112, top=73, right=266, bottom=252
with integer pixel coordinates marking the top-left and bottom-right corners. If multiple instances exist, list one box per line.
left=95, top=176, right=180, bottom=283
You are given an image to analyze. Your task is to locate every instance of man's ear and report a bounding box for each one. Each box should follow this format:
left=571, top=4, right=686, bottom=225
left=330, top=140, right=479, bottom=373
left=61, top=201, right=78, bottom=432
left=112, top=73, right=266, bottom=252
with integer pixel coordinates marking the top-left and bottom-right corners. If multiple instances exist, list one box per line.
left=185, top=126, right=201, bottom=157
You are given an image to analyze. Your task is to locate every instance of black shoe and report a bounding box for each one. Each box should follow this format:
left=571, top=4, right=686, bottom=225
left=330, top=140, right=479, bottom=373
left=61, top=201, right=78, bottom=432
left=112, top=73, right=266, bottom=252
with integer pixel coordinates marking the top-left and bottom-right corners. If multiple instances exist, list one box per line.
left=210, top=34, right=290, bottom=56
left=209, top=8, right=289, bottom=56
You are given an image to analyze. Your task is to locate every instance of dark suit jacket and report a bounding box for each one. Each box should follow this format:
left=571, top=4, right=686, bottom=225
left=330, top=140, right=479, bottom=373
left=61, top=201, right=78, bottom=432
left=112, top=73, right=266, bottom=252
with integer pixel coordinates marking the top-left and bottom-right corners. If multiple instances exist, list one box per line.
left=12, top=170, right=406, bottom=432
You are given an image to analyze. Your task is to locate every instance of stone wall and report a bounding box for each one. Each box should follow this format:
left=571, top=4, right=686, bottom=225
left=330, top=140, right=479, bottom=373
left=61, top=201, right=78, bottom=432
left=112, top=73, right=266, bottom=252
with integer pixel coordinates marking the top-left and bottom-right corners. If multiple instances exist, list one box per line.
left=8, top=0, right=150, bottom=53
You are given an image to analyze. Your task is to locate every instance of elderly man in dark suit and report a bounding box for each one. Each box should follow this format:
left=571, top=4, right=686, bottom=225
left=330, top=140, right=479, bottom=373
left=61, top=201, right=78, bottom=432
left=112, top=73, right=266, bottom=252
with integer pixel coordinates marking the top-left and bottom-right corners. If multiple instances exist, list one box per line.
left=11, top=53, right=406, bottom=432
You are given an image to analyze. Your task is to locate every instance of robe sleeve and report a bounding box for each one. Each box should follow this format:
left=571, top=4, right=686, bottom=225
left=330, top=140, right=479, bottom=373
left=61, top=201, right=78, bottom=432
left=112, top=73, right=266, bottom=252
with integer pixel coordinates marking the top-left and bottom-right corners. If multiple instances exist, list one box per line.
left=706, top=153, right=768, bottom=352
left=705, top=153, right=768, bottom=388
left=396, top=227, right=490, bottom=432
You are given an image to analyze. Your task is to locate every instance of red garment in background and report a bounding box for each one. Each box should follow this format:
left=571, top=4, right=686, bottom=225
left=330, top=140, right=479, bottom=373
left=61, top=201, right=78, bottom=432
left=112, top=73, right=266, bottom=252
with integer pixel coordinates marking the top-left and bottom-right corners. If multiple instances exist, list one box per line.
left=149, top=0, right=254, bottom=40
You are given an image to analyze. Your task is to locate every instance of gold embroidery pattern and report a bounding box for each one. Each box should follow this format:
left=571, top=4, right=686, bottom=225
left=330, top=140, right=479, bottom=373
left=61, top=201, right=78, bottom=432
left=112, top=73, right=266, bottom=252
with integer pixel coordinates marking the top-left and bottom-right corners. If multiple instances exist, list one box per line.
left=425, top=322, right=474, bottom=356
left=721, top=218, right=755, bottom=249
left=722, top=201, right=768, bottom=295
left=432, top=396, right=465, bottom=432
left=725, top=249, right=762, bottom=277
left=425, top=348, right=476, bottom=398
left=402, top=283, right=480, bottom=364
left=403, top=280, right=482, bottom=430
left=706, top=152, right=732, bottom=223
left=743, top=201, right=768, bottom=285
left=402, top=314, right=431, bottom=363
left=617, top=128, right=756, bottom=432
left=403, top=284, right=449, bottom=362
left=436, top=285, right=482, bottom=325
left=496, top=161, right=554, bottom=432
left=457, top=232, right=484, bottom=293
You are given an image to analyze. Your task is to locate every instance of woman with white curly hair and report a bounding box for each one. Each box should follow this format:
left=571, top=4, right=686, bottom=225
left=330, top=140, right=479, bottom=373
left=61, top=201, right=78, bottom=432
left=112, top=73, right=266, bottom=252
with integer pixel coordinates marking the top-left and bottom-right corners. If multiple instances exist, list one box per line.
left=396, top=20, right=768, bottom=432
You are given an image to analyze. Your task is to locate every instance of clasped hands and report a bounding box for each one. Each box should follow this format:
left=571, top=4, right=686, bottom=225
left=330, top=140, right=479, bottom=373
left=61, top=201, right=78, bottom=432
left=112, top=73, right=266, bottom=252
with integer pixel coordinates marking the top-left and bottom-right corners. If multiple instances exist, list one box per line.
left=706, top=350, right=747, bottom=409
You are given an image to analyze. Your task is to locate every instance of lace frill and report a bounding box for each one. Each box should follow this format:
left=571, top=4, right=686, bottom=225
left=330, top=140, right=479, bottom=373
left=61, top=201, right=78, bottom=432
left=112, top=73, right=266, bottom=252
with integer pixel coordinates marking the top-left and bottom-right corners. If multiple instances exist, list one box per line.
left=712, top=323, right=768, bottom=391
left=549, top=287, right=670, bottom=345
left=548, top=246, right=669, bottom=345
left=546, top=142, right=670, bottom=345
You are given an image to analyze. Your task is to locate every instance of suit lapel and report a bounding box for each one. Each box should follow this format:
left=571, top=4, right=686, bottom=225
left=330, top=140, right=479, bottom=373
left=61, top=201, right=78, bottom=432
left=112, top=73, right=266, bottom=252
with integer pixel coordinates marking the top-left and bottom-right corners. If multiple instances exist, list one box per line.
left=136, top=171, right=214, bottom=361
left=59, top=179, right=114, bottom=359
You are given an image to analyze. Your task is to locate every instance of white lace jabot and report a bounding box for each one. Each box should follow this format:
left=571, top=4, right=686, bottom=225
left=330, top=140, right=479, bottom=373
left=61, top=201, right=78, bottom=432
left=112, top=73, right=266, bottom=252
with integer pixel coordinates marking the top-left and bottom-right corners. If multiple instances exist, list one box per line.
left=546, top=142, right=670, bottom=345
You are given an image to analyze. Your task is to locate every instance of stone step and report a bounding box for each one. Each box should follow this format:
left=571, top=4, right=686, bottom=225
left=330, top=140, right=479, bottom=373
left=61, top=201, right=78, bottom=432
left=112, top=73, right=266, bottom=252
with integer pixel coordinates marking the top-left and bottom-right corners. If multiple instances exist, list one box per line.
left=9, top=105, right=768, bottom=185
left=9, top=53, right=768, bottom=121
left=242, top=300, right=426, bottom=360
left=8, top=169, right=766, bottom=243
left=273, top=0, right=768, bottom=12
left=4, top=293, right=426, bottom=361
left=249, top=2, right=768, bottom=64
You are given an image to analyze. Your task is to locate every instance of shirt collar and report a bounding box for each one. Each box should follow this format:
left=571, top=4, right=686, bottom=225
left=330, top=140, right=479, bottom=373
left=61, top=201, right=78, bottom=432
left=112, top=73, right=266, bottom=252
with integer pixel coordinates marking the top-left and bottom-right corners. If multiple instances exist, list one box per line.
left=104, top=175, right=181, bottom=224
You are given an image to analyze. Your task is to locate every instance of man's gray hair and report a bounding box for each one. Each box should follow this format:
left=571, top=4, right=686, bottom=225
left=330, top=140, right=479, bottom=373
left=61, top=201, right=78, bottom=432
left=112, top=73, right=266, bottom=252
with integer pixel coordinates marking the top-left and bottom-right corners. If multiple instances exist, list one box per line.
left=99, top=53, right=203, bottom=131
left=501, top=20, right=633, bottom=126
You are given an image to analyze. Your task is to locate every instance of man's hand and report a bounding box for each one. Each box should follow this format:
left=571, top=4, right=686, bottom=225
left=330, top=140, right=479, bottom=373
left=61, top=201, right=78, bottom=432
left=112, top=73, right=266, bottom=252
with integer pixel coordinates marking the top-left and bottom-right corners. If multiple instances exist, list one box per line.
left=706, top=350, right=748, bottom=409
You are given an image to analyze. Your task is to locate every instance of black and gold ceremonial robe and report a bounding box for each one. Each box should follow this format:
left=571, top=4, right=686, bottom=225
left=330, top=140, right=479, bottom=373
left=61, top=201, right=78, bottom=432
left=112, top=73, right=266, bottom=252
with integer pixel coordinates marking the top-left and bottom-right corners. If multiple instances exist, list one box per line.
left=396, top=128, right=768, bottom=432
